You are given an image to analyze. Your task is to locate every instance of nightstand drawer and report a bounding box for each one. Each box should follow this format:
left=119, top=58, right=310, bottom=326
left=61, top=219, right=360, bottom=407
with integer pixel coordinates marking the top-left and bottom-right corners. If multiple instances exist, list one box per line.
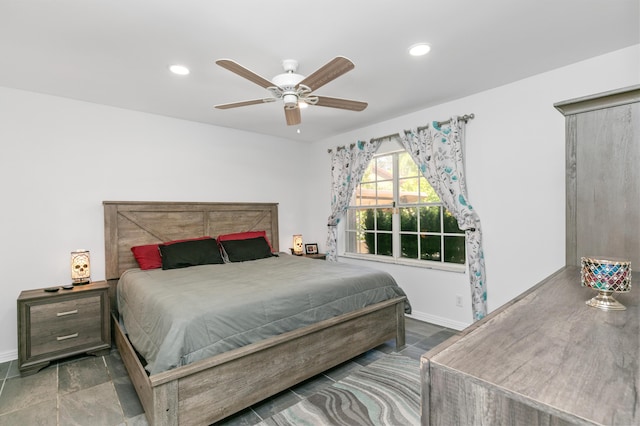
left=29, top=295, right=103, bottom=357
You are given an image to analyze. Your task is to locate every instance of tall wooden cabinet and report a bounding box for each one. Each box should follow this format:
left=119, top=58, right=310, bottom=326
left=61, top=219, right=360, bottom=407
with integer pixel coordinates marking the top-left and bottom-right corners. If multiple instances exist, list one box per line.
left=420, top=85, right=640, bottom=425
left=555, top=85, right=640, bottom=267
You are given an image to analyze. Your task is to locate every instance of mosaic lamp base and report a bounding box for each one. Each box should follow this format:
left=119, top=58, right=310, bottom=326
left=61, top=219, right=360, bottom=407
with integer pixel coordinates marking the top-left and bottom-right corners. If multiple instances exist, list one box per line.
left=585, top=290, right=626, bottom=311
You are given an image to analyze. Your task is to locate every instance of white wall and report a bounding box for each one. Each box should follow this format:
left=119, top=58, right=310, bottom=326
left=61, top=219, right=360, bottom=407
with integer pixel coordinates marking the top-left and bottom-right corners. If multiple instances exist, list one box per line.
left=0, top=89, right=308, bottom=360
left=305, top=45, right=640, bottom=329
left=1, top=44, right=638, bottom=361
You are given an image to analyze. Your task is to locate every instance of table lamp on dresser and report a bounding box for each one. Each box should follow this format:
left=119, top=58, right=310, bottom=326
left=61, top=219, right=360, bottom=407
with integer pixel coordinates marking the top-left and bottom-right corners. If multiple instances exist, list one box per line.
left=581, top=256, right=631, bottom=310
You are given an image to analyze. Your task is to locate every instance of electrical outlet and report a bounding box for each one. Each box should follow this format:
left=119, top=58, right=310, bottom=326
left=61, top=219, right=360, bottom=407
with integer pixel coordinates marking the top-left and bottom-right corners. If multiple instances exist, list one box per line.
left=456, top=295, right=463, bottom=308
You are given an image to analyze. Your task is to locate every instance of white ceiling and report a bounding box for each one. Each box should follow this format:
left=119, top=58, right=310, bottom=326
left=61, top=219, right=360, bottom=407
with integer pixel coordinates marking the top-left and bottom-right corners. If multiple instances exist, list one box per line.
left=1, top=1, right=638, bottom=142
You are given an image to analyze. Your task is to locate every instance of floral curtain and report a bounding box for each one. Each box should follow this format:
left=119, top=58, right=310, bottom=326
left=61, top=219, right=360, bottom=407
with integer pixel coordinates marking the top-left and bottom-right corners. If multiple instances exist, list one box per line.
left=326, top=140, right=382, bottom=261
left=400, top=117, right=487, bottom=320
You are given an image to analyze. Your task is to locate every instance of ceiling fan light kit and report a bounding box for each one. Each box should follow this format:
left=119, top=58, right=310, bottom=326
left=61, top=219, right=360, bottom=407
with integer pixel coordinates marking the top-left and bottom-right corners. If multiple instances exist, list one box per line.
left=215, top=56, right=367, bottom=126
left=283, top=93, right=298, bottom=109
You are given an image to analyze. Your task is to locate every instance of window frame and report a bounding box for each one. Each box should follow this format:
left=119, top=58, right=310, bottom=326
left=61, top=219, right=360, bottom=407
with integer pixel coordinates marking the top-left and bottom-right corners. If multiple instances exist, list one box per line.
left=341, top=149, right=466, bottom=273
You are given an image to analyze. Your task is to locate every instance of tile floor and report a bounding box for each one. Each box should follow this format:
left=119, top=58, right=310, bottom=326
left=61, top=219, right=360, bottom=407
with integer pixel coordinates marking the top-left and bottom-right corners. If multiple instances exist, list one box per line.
left=0, top=317, right=458, bottom=426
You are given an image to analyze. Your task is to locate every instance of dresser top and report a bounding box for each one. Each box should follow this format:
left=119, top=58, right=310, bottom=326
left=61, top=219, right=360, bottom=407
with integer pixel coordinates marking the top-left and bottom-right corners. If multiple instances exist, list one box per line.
left=424, top=266, right=639, bottom=425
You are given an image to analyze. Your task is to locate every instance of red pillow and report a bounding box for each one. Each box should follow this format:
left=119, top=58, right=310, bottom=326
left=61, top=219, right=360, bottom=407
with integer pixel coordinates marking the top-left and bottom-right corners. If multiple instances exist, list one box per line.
left=131, top=236, right=212, bottom=270
left=217, top=231, right=274, bottom=252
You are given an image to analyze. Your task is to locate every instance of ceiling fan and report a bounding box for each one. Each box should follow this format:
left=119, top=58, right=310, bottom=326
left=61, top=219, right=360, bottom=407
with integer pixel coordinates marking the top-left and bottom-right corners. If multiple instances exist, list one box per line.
left=214, top=56, right=368, bottom=126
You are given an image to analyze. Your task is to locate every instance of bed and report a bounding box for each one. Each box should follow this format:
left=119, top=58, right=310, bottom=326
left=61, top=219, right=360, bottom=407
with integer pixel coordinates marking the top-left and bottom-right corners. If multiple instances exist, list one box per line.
left=104, top=201, right=408, bottom=426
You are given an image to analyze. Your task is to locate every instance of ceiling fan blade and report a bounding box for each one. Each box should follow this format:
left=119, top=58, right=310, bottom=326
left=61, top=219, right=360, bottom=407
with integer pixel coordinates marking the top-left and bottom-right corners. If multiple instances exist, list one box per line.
left=216, top=59, right=275, bottom=89
left=284, top=106, right=301, bottom=126
left=315, top=96, right=368, bottom=111
left=298, top=57, right=355, bottom=91
left=215, top=98, right=276, bottom=109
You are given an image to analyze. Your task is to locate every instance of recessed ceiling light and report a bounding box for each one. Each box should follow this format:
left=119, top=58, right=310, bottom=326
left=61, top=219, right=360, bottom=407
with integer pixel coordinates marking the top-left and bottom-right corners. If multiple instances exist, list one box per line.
left=169, top=64, right=190, bottom=75
left=408, top=43, right=431, bottom=57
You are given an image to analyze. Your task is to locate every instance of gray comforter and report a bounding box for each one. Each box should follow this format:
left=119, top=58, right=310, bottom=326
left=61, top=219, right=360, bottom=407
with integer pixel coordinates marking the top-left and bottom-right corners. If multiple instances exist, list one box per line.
left=118, top=255, right=410, bottom=375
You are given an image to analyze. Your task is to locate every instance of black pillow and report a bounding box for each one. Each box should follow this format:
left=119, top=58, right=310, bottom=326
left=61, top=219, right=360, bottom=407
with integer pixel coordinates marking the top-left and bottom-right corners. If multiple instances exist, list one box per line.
left=219, top=237, right=274, bottom=262
left=159, top=238, right=224, bottom=270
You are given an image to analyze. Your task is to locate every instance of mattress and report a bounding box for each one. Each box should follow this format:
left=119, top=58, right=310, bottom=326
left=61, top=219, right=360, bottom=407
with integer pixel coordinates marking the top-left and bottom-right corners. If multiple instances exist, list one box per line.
left=117, top=254, right=410, bottom=374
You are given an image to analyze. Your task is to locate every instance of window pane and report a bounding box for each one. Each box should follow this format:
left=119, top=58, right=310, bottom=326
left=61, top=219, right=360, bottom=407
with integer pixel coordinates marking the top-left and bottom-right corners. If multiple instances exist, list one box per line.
left=375, top=155, right=393, bottom=180
left=377, top=180, right=393, bottom=204
left=357, top=183, right=375, bottom=206
left=399, top=177, right=419, bottom=204
left=362, top=208, right=375, bottom=231
left=356, top=210, right=365, bottom=231
left=420, top=235, right=441, bottom=261
left=345, top=231, right=357, bottom=253
left=377, top=233, right=392, bottom=256
left=359, top=210, right=369, bottom=237
left=398, top=152, right=418, bottom=178
left=346, top=209, right=356, bottom=230
left=444, top=236, right=466, bottom=264
left=377, top=208, right=393, bottom=231
left=420, top=206, right=441, bottom=232
left=362, top=161, right=376, bottom=182
left=400, top=234, right=418, bottom=259
left=419, top=177, right=441, bottom=203
left=443, top=209, right=464, bottom=233
left=400, top=207, right=417, bottom=232
left=361, top=232, right=374, bottom=254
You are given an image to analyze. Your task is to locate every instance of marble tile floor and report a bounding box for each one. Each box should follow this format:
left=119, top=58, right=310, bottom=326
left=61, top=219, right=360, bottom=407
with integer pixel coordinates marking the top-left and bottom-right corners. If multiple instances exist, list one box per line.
left=0, top=317, right=458, bottom=426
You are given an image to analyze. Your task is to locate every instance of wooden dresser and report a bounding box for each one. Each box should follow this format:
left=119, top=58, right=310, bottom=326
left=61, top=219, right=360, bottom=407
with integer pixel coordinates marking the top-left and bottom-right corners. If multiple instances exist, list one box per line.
left=17, top=281, right=111, bottom=376
left=421, top=85, right=640, bottom=425
left=421, top=266, right=638, bottom=425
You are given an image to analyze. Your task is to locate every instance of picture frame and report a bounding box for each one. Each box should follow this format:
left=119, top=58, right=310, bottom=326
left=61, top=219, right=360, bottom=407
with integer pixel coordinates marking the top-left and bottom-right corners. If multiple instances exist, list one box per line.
left=305, top=243, right=318, bottom=255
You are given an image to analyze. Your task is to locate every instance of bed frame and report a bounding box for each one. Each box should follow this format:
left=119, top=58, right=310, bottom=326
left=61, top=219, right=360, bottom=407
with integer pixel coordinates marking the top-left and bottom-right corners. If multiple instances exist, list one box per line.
left=103, top=201, right=407, bottom=426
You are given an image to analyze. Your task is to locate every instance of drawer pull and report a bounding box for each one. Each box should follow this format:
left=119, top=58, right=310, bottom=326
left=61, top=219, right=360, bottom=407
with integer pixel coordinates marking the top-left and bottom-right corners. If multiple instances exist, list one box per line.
left=57, top=333, right=79, bottom=341
left=57, top=310, right=78, bottom=317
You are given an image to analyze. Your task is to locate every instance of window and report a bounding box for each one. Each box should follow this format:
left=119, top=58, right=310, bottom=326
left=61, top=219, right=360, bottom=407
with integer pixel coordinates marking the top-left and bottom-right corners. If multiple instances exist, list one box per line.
left=344, top=150, right=465, bottom=267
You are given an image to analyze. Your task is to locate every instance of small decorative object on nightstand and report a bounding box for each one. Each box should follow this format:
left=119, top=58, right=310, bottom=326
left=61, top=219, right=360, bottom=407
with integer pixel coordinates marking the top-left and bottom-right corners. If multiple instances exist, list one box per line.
left=292, top=234, right=304, bottom=255
left=17, top=280, right=111, bottom=376
left=71, top=249, right=91, bottom=285
left=305, top=243, right=319, bottom=255
left=581, top=256, right=631, bottom=310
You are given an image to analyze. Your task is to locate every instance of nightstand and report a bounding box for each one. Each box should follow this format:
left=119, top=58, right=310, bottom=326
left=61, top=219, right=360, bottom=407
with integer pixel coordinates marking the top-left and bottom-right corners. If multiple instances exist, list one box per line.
left=303, top=253, right=326, bottom=260
left=17, top=281, right=111, bottom=376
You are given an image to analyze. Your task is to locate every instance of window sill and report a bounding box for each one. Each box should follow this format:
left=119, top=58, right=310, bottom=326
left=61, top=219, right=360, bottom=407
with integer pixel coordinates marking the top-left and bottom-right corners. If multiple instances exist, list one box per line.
left=339, top=253, right=467, bottom=273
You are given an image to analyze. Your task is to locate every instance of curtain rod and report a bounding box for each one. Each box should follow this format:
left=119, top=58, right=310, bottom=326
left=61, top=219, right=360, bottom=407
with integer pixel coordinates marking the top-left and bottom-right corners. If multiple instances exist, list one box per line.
left=428, top=113, right=475, bottom=129
left=328, top=113, right=474, bottom=153
left=372, top=113, right=475, bottom=144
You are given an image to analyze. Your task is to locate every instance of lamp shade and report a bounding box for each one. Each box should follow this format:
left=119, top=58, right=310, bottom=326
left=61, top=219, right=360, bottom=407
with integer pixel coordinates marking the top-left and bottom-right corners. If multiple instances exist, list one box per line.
left=71, top=250, right=91, bottom=284
left=293, top=235, right=303, bottom=255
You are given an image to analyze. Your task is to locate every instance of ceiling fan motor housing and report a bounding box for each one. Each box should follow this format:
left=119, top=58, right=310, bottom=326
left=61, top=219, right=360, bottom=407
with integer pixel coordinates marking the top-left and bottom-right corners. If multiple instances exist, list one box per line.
left=272, top=72, right=304, bottom=89
left=272, top=61, right=304, bottom=109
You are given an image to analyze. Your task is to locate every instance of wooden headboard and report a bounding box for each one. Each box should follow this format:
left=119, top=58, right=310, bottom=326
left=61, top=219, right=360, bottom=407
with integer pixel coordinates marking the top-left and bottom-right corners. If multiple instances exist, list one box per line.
left=103, top=201, right=279, bottom=281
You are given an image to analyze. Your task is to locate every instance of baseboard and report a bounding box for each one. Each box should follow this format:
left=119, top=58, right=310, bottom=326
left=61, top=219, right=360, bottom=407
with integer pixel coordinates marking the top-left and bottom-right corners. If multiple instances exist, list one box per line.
left=0, top=350, right=17, bottom=364
left=407, top=311, right=469, bottom=331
